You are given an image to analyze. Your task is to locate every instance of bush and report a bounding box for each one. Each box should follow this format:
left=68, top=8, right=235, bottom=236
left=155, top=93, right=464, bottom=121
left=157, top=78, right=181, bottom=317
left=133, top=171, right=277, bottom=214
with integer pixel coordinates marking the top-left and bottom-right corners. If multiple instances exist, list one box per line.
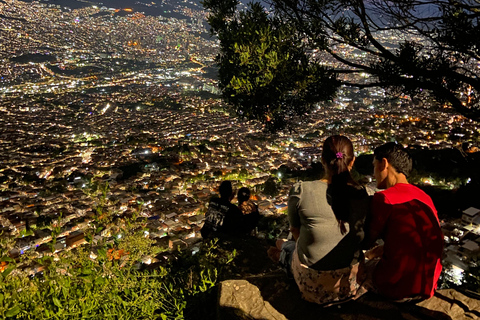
left=0, top=230, right=234, bottom=319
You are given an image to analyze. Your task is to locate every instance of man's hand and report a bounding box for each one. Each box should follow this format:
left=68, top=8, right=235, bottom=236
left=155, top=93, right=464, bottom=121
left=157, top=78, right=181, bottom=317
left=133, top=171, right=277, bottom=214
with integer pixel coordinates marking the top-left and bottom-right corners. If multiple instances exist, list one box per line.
left=365, top=245, right=384, bottom=260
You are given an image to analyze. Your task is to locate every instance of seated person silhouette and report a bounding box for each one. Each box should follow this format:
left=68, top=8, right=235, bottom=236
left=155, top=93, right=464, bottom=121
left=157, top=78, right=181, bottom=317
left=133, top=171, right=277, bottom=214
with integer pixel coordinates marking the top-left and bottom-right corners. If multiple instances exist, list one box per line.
left=201, top=180, right=243, bottom=238
left=237, top=187, right=260, bottom=234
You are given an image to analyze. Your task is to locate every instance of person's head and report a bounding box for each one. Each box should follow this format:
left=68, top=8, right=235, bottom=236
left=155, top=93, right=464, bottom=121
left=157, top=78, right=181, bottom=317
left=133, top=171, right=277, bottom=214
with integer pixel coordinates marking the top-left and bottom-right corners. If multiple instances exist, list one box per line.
left=322, top=136, right=359, bottom=233
left=373, top=142, right=412, bottom=189
left=219, top=180, right=234, bottom=200
left=321, top=135, right=355, bottom=179
left=237, top=187, right=251, bottom=204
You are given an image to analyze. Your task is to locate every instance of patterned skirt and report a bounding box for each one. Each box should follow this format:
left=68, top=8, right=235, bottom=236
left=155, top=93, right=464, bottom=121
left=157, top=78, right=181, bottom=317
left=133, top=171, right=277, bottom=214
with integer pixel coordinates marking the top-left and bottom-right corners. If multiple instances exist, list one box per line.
left=291, top=247, right=368, bottom=306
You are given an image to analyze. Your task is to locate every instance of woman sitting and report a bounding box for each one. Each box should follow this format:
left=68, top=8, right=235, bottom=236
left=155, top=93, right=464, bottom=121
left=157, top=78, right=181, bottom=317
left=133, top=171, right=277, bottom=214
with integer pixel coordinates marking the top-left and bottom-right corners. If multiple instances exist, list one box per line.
left=270, top=135, right=371, bottom=306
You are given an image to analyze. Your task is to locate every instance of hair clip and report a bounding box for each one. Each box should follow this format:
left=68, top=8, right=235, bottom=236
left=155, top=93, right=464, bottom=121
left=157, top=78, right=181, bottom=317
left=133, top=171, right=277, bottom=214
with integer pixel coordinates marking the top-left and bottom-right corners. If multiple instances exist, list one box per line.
left=336, top=152, right=343, bottom=159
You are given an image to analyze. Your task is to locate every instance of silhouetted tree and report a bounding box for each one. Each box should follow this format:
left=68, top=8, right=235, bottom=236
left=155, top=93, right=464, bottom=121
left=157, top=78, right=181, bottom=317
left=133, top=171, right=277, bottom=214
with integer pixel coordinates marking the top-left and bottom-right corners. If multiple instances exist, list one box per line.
left=204, top=0, right=480, bottom=131
left=203, top=0, right=338, bottom=131
left=263, top=177, right=280, bottom=197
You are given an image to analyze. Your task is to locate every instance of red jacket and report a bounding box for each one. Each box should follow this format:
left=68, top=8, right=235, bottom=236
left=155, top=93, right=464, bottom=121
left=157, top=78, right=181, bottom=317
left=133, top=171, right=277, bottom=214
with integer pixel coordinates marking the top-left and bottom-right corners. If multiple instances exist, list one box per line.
left=369, top=184, right=443, bottom=300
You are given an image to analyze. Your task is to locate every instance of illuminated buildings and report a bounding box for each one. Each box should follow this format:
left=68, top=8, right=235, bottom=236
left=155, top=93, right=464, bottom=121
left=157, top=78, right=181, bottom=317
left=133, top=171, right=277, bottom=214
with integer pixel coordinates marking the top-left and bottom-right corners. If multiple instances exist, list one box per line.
left=0, top=1, right=479, bottom=286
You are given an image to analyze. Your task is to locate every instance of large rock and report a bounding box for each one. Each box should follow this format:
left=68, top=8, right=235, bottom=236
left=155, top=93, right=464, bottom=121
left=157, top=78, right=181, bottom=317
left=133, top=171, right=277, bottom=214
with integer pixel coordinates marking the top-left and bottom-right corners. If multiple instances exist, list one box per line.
left=217, top=277, right=479, bottom=320
left=218, top=279, right=287, bottom=320
left=417, top=289, right=480, bottom=320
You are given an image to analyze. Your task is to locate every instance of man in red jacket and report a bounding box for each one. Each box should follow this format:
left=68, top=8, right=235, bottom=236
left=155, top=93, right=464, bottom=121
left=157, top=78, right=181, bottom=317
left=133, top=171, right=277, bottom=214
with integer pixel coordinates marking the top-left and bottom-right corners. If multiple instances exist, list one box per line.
left=367, top=143, right=443, bottom=301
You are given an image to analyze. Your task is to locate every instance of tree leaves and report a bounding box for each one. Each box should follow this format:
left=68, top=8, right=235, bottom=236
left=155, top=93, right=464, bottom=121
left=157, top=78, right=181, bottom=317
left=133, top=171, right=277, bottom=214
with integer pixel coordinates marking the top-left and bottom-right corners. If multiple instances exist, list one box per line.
left=0, top=257, right=15, bottom=280
left=5, top=305, right=20, bottom=318
left=52, top=297, right=62, bottom=309
left=204, top=1, right=339, bottom=132
left=266, top=0, right=480, bottom=120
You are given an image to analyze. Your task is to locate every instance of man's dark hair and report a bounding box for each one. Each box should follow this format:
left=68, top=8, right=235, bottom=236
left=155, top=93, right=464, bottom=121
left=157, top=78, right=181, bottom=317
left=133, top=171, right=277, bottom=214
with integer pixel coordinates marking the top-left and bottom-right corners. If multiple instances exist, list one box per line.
left=374, top=142, right=413, bottom=177
left=219, top=180, right=233, bottom=199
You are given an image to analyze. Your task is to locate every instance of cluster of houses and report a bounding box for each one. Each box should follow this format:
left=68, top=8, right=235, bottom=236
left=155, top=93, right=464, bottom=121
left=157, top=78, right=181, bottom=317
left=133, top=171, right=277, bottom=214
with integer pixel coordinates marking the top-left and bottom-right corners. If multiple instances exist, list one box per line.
left=442, top=207, right=480, bottom=283
left=1, top=164, right=291, bottom=275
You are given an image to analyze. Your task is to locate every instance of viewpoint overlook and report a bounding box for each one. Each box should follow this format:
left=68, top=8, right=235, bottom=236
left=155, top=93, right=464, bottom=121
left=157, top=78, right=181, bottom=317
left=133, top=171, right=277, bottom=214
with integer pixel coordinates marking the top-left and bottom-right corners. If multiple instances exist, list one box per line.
left=1, top=0, right=480, bottom=318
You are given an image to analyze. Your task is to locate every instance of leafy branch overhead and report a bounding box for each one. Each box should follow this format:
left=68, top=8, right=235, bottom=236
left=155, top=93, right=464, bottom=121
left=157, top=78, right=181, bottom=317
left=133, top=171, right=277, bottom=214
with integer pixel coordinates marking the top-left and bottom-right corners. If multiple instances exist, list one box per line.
left=205, top=0, right=480, bottom=131
left=204, top=0, right=338, bottom=131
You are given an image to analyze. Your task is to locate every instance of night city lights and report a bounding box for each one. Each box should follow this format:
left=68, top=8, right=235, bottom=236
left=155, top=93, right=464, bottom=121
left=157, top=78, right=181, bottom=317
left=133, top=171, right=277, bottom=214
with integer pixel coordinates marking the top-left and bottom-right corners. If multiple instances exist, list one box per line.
left=1, top=0, right=480, bottom=318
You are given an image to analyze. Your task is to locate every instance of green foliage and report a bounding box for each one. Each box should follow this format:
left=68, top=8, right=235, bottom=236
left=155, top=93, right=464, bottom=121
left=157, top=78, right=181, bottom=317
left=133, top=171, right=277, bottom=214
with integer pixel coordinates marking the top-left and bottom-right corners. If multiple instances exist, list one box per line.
left=257, top=214, right=290, bottom=241
left=262, top=177, right=280, bottom=197
left=218, top=169, right=256, bottom=183
left=203, top=0, right=338, bottom=132
left=0, top=235, right=234, bottom=319
left=0, top=179, right=236, bottom=319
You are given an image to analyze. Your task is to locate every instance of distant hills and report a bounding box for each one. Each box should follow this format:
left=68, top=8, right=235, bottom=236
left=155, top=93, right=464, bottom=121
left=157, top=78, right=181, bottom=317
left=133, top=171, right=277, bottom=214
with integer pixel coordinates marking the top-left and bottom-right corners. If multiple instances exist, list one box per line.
left=19, top=0, right=203, bottom=20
